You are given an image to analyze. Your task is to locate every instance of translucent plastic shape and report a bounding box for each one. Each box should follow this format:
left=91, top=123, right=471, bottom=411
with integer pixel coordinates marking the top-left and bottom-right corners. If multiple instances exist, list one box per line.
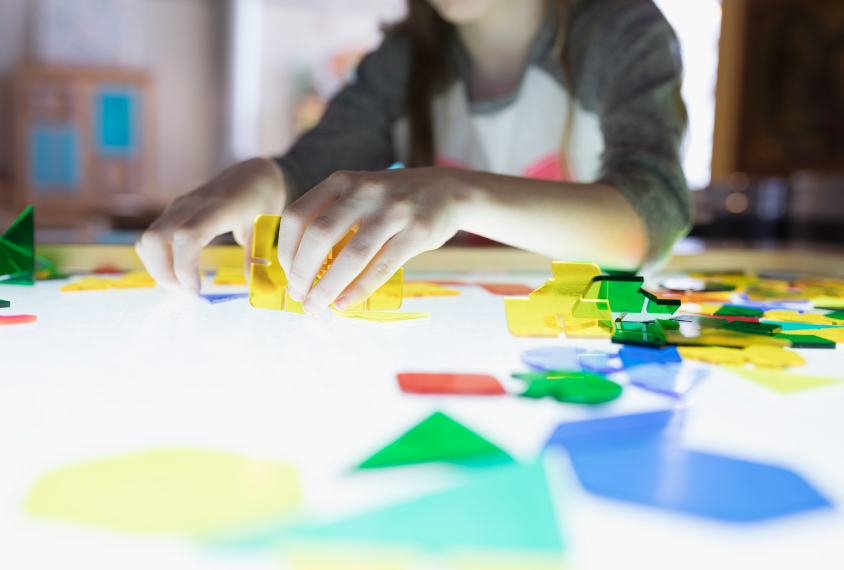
left=333, top=311, right=429, bottom=323
left=678, top=345, right=805, bottom=368
left=725, top=367, right=841, bottom=394
left=249, top=215, right=403, bottom=313
left=513, top=371, right=622, bottom=404
left=0, top=314, right=37, bottom=325
left=0, top=206, right=35, bottom=285
left=213, top=267, right=248, bottom=286
left=504, top=261, right=602, bottom=337
left=397, top=373, right=505, bottom=395
left=25, top=448, right=300, bottom=535
left=358, top=412, right=512, bottom=469
left=765, top=310, right=844, bottom=326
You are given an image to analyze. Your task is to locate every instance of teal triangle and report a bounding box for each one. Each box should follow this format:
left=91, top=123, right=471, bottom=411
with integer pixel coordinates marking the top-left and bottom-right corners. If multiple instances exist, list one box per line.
left=358, top=412, right=513, bottom=469
left=299, top=462, right=563, bottom=553
left=0, top=206, right=35, bottom=285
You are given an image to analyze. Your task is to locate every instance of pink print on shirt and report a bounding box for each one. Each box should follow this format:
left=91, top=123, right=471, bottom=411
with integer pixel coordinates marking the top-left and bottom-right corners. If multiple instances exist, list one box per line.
left=437, top=152, right=573, bottom=182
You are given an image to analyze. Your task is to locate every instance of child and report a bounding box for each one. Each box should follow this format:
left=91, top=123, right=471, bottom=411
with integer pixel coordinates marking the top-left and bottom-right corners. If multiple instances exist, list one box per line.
left=138, top=0, right=692, bottom=314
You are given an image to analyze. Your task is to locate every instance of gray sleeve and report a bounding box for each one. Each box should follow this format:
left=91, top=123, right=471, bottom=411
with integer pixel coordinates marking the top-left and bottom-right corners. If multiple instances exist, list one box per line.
left=274, top=34, right=412, bottom=203
left=572, top=0, right=693, bottom=270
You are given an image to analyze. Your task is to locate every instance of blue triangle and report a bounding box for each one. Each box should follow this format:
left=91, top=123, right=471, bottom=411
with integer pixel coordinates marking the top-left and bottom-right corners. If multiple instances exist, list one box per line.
left=201, top=293, right=248, bottom=304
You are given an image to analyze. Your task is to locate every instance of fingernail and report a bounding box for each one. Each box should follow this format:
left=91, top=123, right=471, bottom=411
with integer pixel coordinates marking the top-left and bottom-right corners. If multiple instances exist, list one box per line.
left=302, top=297, right=320, bottom=314
left=288, top=286, right=304, bottom=301
left=334, top=296, right=349, bottom=311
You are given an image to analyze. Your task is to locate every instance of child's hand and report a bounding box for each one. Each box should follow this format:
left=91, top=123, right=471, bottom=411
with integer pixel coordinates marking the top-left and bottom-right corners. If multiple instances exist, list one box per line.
left=277, top=167, right=468, bottom=314
left=137, top=158, right=287, bottom=294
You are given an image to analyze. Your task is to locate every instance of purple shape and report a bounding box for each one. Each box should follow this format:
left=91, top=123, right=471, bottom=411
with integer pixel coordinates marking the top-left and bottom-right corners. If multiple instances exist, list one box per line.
left=627, top=363, right=709, bottom=396
left=577, top=351, right=623, bottom=374
left=732, top=294, right=813, bottom=312
left=201, top=293, right=248, bottom=304
left=522, top=347, right=581, bottom=372
left=546, top=412, right=832, bottom=522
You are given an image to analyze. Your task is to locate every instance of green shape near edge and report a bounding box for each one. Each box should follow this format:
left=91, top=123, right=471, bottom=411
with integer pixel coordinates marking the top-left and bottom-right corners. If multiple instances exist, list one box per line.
left=358, top=412, right=513, bottom=469
left=0, top=206, right=35, bottom=285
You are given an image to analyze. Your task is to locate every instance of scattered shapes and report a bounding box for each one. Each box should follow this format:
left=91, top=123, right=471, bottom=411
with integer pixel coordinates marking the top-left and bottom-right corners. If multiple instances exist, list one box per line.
left=725, top=367, right=842, bottom=394
left=201, top=293, right=249, bottom=304
left=213, top=267, right=248, bottom=285
left=358, top=412, right=512, bottom=469
left=249, top=215, right=403, bottom=313
left=397, top=373, right=505, bottom=395
left=660, top=319, right=792, bottom=348
left=503, top=261, right=603, bottom=337
left=678, top=345, right=806, bottom=368
left=477, top=283, right=534, bottom=295
left=25, top=448, right=301, bottom=535
left=292, top=463, right=562, bottom=554
left=0, top=206, right=35, bottom=285
left=765, top=310, right=844, bottom=326
left=0, top=314, right=37, bottom=325
left=333, top=311, right=430, bottom=323
left=401, top=282, right=460, bottom=297
left=547, top=412, right=832, bottom=522
left=513, top=371, right=622, bottom=404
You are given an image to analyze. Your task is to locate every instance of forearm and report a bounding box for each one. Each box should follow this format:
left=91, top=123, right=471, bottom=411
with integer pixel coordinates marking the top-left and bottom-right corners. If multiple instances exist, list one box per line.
left=451, top=168, right=647, bottom=272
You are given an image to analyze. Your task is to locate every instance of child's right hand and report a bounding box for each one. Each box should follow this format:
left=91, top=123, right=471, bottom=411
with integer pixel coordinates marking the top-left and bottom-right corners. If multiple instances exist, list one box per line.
left=136, top=157, right=287, bottom=295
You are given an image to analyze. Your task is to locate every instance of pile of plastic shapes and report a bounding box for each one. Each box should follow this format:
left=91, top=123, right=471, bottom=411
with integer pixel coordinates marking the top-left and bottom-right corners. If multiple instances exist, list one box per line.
left=506, top=262, right=844, bottom=351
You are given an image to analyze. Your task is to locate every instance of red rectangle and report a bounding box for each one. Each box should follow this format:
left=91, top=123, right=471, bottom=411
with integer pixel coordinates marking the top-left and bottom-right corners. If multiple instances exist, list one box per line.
left=397, top=373, right=506, bottom=395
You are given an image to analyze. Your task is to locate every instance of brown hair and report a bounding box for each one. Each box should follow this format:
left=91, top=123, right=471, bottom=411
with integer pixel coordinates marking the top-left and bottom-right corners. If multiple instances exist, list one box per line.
left=389, top=0, right=577, bottom=167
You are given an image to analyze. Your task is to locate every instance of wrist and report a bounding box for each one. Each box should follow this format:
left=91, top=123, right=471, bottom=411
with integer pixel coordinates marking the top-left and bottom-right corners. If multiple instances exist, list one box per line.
left=443, top=167, right=487, bottom=234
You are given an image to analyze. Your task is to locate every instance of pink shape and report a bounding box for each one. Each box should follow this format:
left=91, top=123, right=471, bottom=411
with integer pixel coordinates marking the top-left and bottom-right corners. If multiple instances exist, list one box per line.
left=436, top=156, right=474, bottom=170
left=0, top=315, right=37, bottom=325
left=523, top=153, right=573, bottom=182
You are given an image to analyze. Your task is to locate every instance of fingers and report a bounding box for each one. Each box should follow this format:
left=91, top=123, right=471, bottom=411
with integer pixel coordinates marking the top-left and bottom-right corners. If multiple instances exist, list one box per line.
left=277, top=172, right=355, bottom=284
left=332, top=229, right=420, bottom=312
left=170, top=207, right=232, bottom=294
left=300, top=215, right=407, bottom=313
left=136, top=234, right=182, bottom=292
left=138, top=200, right=227, bottom=295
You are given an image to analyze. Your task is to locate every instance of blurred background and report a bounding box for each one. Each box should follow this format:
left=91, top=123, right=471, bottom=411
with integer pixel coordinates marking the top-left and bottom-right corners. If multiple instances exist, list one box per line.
left=0, top=0, right=841, bottom=248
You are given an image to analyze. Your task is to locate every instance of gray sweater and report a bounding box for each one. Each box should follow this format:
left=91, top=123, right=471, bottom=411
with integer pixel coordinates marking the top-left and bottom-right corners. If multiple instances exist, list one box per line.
left=276, top=0, right=693, bottom=268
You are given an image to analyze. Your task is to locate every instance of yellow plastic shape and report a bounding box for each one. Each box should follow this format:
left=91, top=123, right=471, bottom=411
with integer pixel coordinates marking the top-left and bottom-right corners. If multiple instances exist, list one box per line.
left=333, top=310, right=430, bottom=323
left=782, top=327, right=844, bottom=343
left=679, top=345, right=806, bottom=368
left=504, top=262, right=602, bottom=337
left=249, top=215, right=403, bottom=313
left=60, top=277, right=112, bottom=291
left=569, top=278, right=615, bottom=338
left=764, top=310, right=844, bottom=326
left=25, top=448, right=300, bottom=535
left=724, top=367, right=841, bottom=394
left=402, top=282, right=460, bottom=298
left=214, top=267, right=248, bottom=286
left=60, top=272, right=156, bottom=291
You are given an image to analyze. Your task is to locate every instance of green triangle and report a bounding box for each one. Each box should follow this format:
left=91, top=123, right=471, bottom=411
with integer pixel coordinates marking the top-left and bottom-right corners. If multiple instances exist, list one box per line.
left=0, top=206, right=35, bottom=285
left=358, top=412, right=513, bottom=469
